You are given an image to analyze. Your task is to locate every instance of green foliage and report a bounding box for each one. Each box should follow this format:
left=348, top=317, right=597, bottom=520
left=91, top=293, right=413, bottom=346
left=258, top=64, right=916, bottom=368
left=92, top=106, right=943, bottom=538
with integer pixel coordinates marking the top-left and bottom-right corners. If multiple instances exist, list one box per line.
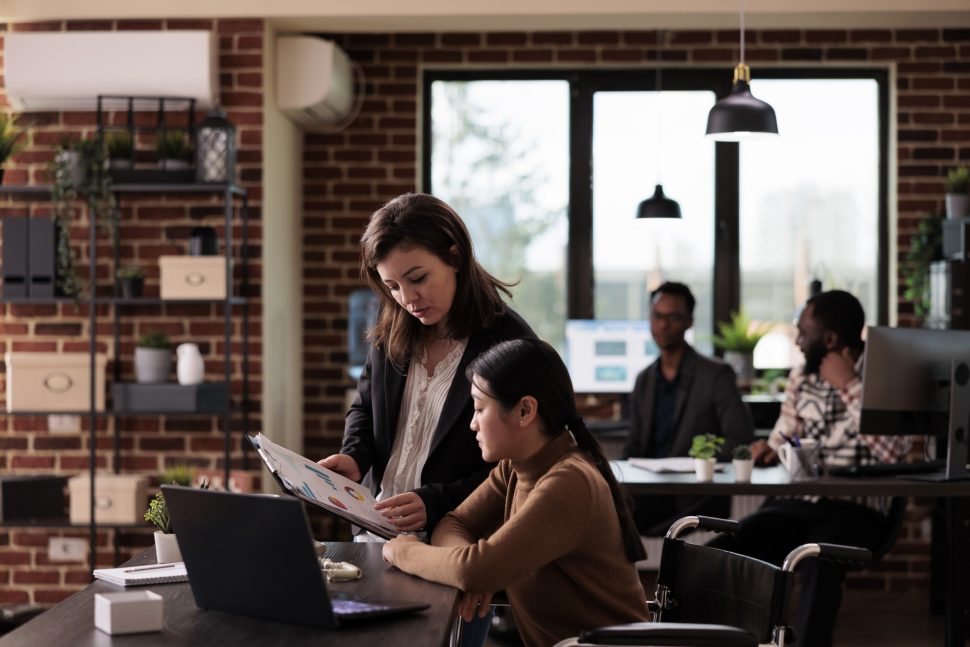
left=733, top=444, right=752, bottom=460
left=144, top=491, right=172, bottom=533
left=105, top=131, right=133, bottom=160
left=0, top=113, right=26, bottom=164
left=162, top=464, right=194, bottom=487
left=902, top=213, right=944, bottom=320
left=712, top=311, right=773, bottom=353
left=115, top=265, right=145, bottom=280
left=688, top=433, right=725, bottom=460
left=156, top=130, right=190, bottom=161
left=947, top=166, right=969, bottom=194
left=137, top=330, right=171, bottom=349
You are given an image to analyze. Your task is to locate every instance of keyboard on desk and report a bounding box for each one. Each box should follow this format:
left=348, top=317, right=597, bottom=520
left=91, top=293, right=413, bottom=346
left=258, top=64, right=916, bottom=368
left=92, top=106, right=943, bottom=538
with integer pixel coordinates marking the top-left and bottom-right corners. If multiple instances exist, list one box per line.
left=827, top=460, right=944, bottom=478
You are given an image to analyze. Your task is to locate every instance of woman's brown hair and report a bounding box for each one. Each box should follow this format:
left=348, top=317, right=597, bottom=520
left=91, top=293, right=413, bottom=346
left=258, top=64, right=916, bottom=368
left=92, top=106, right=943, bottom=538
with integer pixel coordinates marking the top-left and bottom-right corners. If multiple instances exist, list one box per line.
left=361, top=193, right=513, bottom=367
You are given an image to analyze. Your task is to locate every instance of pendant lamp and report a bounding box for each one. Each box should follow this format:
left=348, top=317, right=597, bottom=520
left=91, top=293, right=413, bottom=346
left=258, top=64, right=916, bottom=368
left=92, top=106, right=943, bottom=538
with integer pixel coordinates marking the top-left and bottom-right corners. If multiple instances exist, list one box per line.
left=637, top=42, right=682, bottom=220
left=706, top=0, right=779, bottom=141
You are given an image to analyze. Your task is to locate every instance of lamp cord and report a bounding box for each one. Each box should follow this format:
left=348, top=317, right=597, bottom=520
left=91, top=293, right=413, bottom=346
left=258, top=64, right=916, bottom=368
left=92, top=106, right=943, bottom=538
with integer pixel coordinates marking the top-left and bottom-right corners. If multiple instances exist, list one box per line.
left=740, top=0, right=746, bottom=65
left=655, top=31, right=664, bottom=184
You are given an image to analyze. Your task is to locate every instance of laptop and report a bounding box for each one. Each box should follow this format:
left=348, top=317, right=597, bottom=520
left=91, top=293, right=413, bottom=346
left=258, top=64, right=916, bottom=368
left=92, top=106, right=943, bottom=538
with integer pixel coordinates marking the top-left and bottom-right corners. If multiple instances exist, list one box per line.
left=162, top=485, right=430, bottom=628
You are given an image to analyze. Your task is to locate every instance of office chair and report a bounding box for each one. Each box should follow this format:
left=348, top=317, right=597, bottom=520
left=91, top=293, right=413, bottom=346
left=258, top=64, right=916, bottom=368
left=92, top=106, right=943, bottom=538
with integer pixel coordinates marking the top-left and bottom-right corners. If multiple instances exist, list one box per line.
left=554, top=515, right=872, bottom=647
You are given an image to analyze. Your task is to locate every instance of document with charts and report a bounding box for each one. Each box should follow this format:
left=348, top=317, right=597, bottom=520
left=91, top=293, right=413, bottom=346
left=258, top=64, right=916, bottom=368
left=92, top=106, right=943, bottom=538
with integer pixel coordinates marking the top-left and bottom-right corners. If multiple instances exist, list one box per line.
left=628, top=457, right=725, bottom=474
left=249, top=433, right=398, bottom=539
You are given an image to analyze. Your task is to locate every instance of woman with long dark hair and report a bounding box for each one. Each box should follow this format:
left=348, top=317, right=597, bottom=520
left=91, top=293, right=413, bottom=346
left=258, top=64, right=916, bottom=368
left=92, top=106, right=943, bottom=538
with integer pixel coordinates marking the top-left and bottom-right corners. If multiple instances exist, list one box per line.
left=382, top=338, right=648, bottom=647
left=319, top=193, right=535, bottom=536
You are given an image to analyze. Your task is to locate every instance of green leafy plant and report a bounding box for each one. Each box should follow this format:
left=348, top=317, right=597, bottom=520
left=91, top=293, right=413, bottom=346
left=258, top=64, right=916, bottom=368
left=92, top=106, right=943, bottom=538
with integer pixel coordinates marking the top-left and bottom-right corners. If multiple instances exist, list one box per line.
left=688, top=433, right=725, bottom=460
left=105, top=131, right=133, bottom=160
left=144, top=491, right=172, bottom=533
left=115, top=265, right=145, bottom=280
left=0, top=113, right=26, bottom=165
left=901, top=213, right=944, bottom=320
left=162, top=464, right=194, bottom=487
left=137, top=330, right=171, bottom=349
left=156, top=130, right=190, bottom=161
left=947, top=166, right=969, bottom=195
left=733, top=444, right=752, bottom=461
left=712, top=311, right=773, bottom=353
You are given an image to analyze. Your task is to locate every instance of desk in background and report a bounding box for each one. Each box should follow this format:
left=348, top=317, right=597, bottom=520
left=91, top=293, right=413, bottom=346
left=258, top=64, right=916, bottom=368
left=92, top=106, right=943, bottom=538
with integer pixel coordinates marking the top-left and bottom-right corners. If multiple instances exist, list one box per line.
left=0, top=543, right=459, bottom=647
left=612, top=461, right=970, bottom=647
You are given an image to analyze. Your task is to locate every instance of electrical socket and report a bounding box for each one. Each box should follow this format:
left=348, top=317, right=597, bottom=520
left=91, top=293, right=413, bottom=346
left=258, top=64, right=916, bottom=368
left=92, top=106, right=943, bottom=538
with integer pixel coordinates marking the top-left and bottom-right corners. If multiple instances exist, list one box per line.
left=49, top=537, right=86, bottom=562
left=48, top=415, right=81, bottom=434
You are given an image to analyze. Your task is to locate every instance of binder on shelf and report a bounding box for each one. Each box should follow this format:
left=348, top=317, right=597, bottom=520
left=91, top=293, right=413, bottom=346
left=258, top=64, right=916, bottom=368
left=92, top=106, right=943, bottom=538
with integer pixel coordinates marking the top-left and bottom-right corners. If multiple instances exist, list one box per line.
left=27, top=216, right=55, bottom=298
left=0, top=475, right=67, bottom=522
left=2, top=216, right=28, bottom=298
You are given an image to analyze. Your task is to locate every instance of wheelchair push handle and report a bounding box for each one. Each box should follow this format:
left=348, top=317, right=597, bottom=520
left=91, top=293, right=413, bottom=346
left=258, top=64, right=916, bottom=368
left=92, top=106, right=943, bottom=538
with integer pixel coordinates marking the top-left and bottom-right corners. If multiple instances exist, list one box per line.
left=665, top=515, right=741, bottom=539
left=782, top=542, right=872, bottom=572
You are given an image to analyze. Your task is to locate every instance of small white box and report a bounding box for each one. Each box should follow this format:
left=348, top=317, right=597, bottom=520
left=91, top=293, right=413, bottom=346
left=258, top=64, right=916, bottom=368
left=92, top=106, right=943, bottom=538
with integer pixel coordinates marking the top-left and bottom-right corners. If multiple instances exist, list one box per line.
left=68, top=473, right=147, bottom=524
left=5, top=352, right=107, bottom=412
left=159, top=255, right=227, bottom=300
left=94, top=590, right=163, bottom=635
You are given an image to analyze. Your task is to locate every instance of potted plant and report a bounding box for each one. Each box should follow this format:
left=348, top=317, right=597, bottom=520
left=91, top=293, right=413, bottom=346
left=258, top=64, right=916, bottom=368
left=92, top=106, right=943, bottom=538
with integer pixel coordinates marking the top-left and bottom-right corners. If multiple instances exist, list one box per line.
left=945, top=166, right=969, bottom=220
left=116, top=265, right=145, bottom=299
left=713, top=310, right=773, bottom=384
left=144, top=471, right=207, bottom=563
left=0, top=113, right=26, bottom=184
left=135, top=331, right=172, bottom=383
left=688, top=433, right=724, bottom=482
left=56, top=137, right=99, bottom=189
left=105, top=131, right=134, bottom=171
left=732, top=444, right=754, bottom=483
left=156, top=130, right=190, bottom=170
left=901, top=213, right=944, bottom=322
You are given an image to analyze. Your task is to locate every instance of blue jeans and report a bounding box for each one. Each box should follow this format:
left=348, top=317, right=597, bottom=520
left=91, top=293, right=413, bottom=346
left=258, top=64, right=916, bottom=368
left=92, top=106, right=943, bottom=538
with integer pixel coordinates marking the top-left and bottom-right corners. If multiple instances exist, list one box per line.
left=459, top=606, right=495, bottom=647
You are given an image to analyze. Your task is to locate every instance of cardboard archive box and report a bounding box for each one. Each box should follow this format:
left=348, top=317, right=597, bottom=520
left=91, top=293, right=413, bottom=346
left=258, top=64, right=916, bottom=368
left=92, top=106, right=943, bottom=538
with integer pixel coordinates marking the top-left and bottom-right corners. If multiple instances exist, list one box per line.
left=5, top=352, right=107, bottom=412
left=159, top=256, right=226, bottom=300
left=69, top=474, right=148, bottom=524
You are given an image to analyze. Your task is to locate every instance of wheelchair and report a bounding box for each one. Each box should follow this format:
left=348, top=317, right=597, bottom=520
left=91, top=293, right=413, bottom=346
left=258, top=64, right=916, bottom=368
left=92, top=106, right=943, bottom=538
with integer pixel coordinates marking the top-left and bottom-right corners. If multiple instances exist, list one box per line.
left=554, top=515, right=872, bottom=647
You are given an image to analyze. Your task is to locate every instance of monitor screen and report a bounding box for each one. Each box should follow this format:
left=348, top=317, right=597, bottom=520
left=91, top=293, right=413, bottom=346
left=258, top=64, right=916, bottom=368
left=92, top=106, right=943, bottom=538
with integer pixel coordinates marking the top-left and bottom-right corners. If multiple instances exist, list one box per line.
left=860, top=326, right=970, bottom=436
left=565, top=320, right=661, bottom=394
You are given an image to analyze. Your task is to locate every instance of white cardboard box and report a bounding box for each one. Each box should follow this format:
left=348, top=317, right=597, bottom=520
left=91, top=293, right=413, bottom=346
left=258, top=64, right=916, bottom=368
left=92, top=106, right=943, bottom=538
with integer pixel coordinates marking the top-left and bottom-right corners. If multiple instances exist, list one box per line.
left=94, top=590, right=163, bottom=635
left=68, top=473, right=147, bottom=524
left=4, top=352, right=107, bottom=412
left=159, top=255, right=226, bottom=300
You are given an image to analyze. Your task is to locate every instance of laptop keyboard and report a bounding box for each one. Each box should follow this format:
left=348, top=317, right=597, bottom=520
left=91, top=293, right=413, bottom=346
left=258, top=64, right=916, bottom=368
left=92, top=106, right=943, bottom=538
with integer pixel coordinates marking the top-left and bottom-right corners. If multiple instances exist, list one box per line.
left=332, top=599, right=394, bottom=619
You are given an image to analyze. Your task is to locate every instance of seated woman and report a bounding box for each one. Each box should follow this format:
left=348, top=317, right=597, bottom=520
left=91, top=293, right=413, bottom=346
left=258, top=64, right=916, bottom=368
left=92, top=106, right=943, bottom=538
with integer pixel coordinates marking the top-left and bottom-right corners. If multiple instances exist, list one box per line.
left=382, top=338, right=649, bottom=647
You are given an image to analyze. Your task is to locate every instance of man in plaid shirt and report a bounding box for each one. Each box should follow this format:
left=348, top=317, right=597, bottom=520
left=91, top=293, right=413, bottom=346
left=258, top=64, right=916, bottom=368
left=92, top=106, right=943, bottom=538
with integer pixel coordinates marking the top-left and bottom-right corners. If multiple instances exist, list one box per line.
left=709, top=290, right=911, bottom=647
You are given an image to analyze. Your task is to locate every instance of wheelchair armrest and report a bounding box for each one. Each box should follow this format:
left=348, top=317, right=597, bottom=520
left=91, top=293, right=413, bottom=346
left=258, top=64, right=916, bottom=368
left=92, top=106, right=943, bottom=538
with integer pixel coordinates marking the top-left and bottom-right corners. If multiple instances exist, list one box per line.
left=578, top=622, right=757, bottom=647
left=665, top=516, right=741, bottom=539
left=782, top=543, right=872, bottom=572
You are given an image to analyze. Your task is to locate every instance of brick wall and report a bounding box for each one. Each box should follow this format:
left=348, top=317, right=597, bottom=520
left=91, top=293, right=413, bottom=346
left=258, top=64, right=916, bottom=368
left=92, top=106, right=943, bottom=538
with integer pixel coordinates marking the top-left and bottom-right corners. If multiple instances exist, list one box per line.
left=302, top=28, right=970, bottom=589
left=0, top=18, right=264, bottom=605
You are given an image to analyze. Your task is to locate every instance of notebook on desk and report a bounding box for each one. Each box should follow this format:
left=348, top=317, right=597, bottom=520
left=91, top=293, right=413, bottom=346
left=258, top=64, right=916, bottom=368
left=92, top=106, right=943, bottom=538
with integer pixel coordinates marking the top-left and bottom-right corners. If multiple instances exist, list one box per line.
left=93, top=562, right=188, bottom=587
left=162, top=486, right=429, bottom=628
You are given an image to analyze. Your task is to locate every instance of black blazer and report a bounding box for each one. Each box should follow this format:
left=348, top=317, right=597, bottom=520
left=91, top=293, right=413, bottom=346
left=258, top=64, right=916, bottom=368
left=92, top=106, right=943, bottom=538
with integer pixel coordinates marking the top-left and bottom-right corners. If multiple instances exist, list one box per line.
left=341, top=307, right=535, bottom=531
left=623, top=345, right=754, bottom=461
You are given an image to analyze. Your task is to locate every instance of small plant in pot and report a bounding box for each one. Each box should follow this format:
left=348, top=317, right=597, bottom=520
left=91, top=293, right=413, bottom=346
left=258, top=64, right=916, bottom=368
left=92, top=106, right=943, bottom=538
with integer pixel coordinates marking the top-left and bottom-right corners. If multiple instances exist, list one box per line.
left=135, top=330, right=172, bottom=383
left=145, top=470, right=208, bottom=563
left=55, top=137, right=99, bottom=189
left=945, top=166, right=969, bottom=220
left=713, top=311, right=773, bottom=386
left=156, top=130, right=190, bottom=171
left=688, top=433, right=724, bottom=482
left=732, top=443, right=754, bottom=483
left=105, top=131, right=134, bottom=171
left=0, top=113, right=26, bottom=184
left=116, top=265, right=145, bottom=299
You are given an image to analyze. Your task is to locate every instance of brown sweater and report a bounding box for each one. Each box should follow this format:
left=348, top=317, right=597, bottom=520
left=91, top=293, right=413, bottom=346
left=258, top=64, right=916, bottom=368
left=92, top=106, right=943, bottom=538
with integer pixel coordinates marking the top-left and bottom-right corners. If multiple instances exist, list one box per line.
left=392, top=432, right=649, bottom=647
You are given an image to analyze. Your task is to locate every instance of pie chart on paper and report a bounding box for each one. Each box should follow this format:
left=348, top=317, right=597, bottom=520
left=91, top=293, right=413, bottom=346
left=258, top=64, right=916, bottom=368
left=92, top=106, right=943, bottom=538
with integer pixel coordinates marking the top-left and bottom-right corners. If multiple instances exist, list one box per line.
left=328, top=495, right=348, bottom=510
left=344, top=486, right=366, bottom=502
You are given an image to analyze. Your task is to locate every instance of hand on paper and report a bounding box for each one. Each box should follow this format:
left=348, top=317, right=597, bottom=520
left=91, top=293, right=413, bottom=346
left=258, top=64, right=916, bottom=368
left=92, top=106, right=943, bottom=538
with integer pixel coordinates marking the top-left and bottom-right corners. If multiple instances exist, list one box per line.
left=820, top=347, right=857, bottom=390
left=458, top=591, right=494, bottom=622
left=382, top=533, right=419, bottom=564
left=751, top=439, right=778, bottom=466
left=375, top=491, right=427, bottom=532
left=317, top=453, right=361, bottom=482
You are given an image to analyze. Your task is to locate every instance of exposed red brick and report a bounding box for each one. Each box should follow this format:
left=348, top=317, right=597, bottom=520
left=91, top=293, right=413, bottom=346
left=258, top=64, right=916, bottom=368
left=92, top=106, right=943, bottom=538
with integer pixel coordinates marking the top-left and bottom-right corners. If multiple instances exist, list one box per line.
left=115, top=20, right=164, bottom=31
left=66, top=21, right=114, bottom=31
left=217, top=19, right=263, bottom=34
left=12, top=22, right=63, bottom=32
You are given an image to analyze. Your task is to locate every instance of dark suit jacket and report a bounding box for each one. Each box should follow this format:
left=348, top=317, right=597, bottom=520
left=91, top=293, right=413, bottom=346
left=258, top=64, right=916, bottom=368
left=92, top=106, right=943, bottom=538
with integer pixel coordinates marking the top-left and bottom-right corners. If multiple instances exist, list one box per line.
left=341, top=307, right=535, bottom=531
left=623, top=345, right=753, bottom=461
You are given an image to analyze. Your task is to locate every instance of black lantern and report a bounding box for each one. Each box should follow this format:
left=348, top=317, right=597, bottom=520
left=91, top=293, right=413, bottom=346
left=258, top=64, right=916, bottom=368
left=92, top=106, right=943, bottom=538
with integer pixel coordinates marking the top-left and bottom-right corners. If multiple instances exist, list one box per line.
left=195, top=109, right=236, bottom=184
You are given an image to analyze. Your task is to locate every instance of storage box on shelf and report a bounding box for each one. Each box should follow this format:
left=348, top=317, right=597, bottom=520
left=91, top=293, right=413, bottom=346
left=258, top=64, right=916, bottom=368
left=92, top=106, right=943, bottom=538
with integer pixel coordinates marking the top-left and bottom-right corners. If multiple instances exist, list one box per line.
left=111, top=382, right=230, bottom=413
left=158, top=255, right=226, bottom=300
left=5, top=352, right=107, bottom=412
left=68, top=474, right=147, bottom=525
left=0, top=475, right=67, bottom=522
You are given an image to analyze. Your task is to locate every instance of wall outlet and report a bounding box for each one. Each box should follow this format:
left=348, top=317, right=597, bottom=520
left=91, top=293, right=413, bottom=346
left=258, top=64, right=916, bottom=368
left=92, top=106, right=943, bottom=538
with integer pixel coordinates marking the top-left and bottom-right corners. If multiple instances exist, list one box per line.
left=48, top=414, right=81, bottom=434
left=49, top=537, right=86, bottom=562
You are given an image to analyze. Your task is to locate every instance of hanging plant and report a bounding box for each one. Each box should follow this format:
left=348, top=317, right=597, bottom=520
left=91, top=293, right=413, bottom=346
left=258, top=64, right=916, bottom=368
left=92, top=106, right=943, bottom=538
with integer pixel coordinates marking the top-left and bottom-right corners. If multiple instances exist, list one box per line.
left=901, top=213, right=944, bottom=321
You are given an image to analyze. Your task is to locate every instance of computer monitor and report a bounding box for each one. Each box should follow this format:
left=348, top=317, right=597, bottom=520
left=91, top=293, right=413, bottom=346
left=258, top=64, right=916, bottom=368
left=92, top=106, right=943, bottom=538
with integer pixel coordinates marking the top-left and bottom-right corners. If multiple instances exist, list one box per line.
left=564, top=320, right=658, bottom=394
left=861, top=326, right=970, bottom=481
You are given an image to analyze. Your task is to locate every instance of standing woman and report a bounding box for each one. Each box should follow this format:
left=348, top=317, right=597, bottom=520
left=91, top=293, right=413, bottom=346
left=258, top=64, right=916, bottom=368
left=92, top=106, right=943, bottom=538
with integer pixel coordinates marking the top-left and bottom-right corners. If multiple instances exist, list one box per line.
left=319, top=193, right=535, bottom=536
left=382, top=339, right=649, bottom=647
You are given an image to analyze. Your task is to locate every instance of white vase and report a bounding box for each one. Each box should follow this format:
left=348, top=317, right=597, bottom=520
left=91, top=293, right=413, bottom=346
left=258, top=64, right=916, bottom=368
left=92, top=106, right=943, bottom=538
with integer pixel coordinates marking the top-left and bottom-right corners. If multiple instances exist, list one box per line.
left=733, top=458, right=754, bottom=483
left=176, top=343, right=205, bottom=385
left=694, top=458, right=716, bottom=482
left=154, top=531, right=182, bottom=563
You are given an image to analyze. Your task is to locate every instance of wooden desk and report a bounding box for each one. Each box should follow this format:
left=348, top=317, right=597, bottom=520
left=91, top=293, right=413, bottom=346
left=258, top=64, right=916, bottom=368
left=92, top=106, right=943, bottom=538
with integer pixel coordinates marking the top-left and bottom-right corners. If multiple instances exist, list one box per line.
left=0, top=543, right=459, bottom=647
left=612, top=461, right=970, bottom=647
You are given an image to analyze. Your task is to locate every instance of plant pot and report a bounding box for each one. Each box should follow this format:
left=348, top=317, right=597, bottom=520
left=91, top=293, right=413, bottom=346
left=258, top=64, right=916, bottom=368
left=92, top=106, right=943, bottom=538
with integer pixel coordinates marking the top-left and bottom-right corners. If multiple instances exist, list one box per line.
left=56, top=150, right=87, bottom=188
left=154, top=530, right=182, bottom=563
left=694, top=458, right=716, bottom=482
left=723, top=351, right=755, bottom=384
left=118, top=276, right=144, bottom=299
left=159, top=159, right=189, bottom=171
left=134, top=347, right=172, bottom=384
left=733, top=458, right=754, bottom=483
left=946, top=193, right=970, bottom=220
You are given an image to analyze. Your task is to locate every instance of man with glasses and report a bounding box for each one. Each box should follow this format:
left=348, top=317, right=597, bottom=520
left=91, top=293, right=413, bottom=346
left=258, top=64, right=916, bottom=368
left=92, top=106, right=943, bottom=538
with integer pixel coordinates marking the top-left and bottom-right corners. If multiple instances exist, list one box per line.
left=623, top=281, right=754, bottom=535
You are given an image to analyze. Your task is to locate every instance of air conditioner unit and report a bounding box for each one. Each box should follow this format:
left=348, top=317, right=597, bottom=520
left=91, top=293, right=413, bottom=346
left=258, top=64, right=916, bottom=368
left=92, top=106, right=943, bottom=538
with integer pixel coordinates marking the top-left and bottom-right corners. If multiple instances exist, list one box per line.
left=5, top=31, right=218, bottom=112
left=277, top=36, right=355, bottom=130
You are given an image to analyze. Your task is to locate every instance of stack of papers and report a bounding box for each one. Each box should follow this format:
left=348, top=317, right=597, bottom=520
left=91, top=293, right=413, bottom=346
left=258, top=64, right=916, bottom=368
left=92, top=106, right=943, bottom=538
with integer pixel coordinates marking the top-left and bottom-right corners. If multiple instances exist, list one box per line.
left=93, top=562, right=188, bottom=587
left=628, top=457, right=725, bottom=474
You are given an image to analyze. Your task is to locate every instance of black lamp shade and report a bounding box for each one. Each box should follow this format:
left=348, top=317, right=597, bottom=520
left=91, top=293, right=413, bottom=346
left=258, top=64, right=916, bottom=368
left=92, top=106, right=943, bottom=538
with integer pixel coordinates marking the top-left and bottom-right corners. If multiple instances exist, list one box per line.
left=195, top=109, right=236, bottom=184
left=706, top=80, right=779, bottom=141
left=637, top=184, right=682, bottom=219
